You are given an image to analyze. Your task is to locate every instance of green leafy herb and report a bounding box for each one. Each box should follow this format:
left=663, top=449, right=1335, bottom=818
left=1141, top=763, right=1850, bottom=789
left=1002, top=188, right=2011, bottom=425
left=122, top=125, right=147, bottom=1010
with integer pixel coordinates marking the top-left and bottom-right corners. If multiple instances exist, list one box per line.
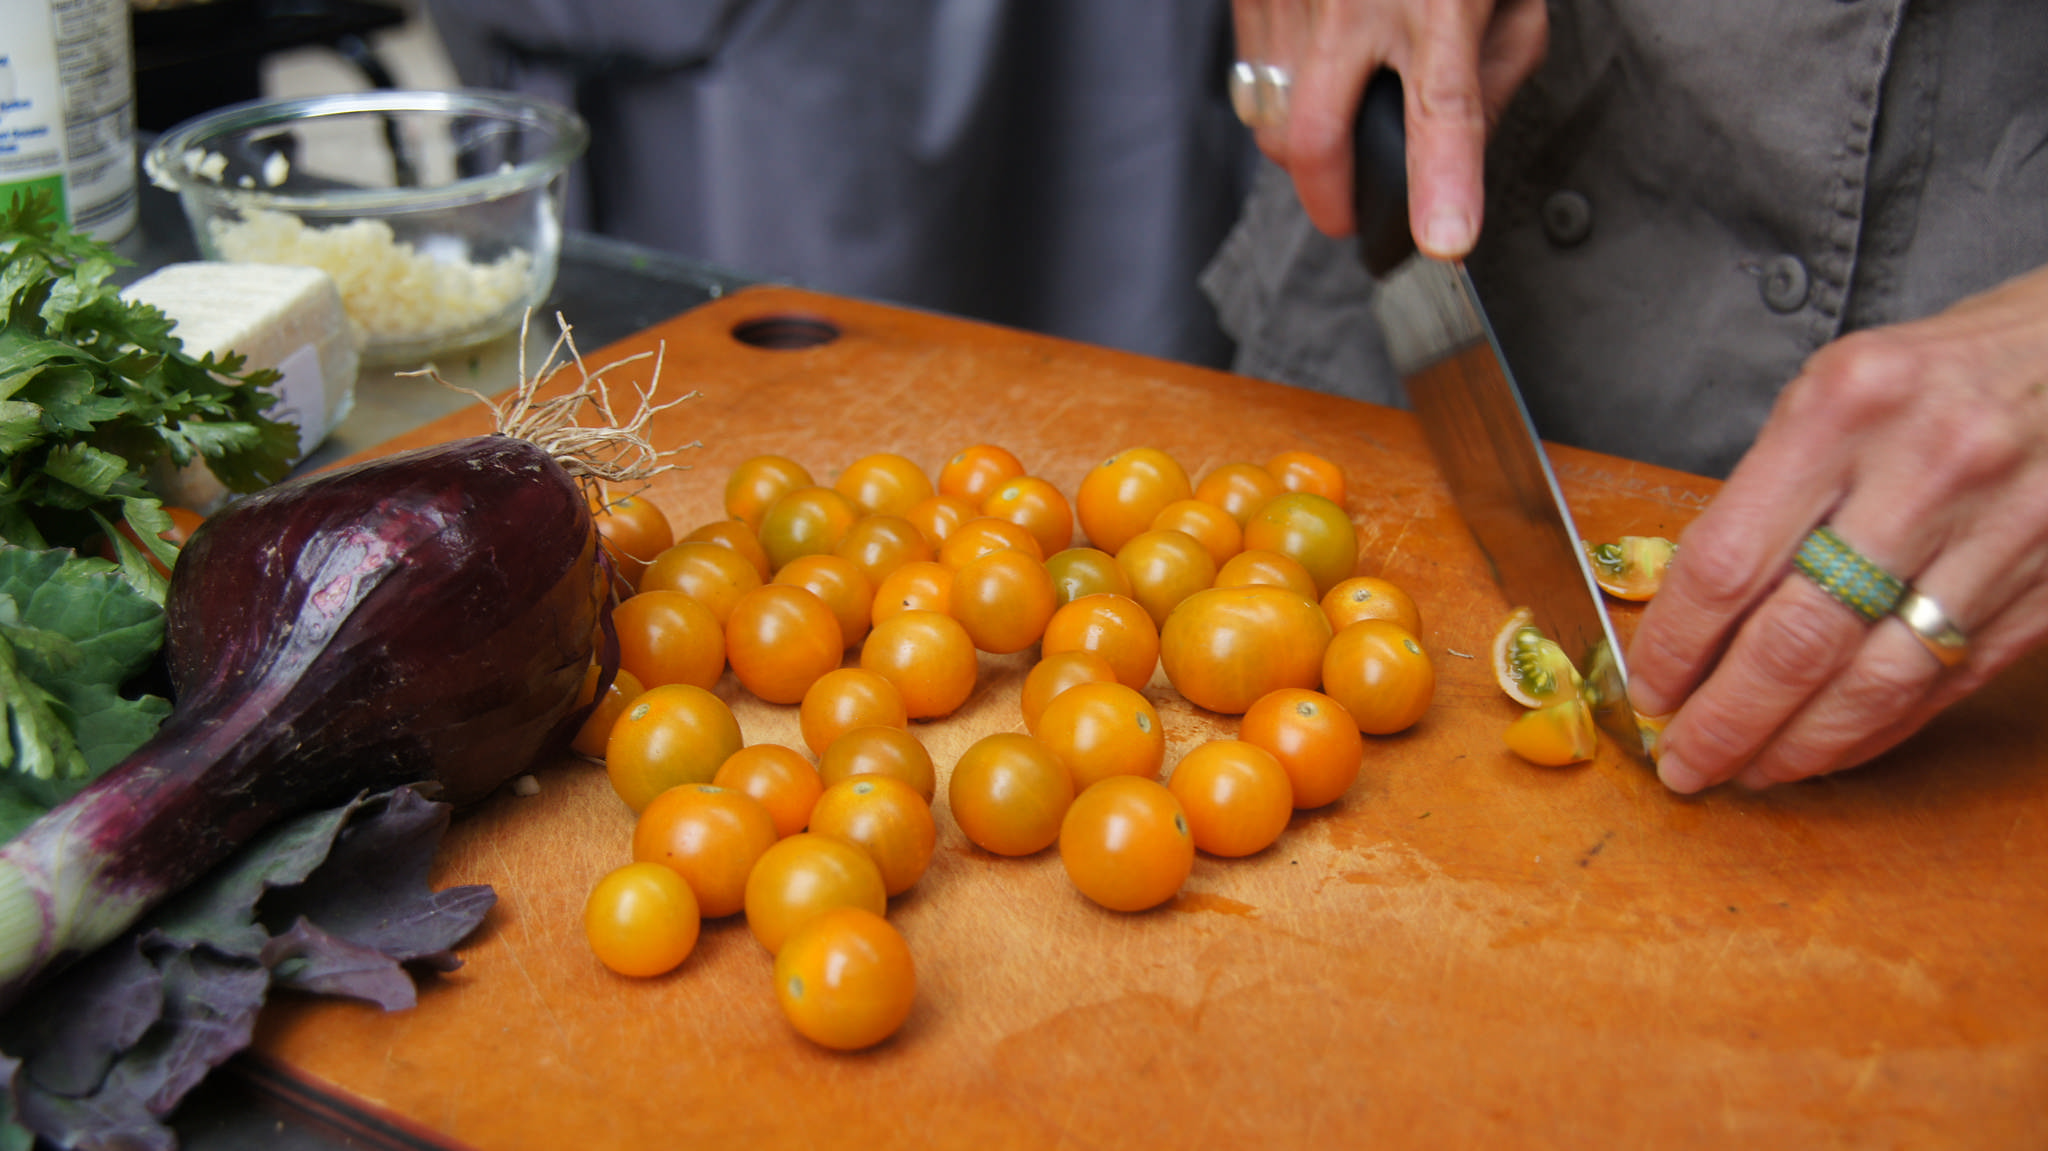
left=0, top=190, right=299, bottom=568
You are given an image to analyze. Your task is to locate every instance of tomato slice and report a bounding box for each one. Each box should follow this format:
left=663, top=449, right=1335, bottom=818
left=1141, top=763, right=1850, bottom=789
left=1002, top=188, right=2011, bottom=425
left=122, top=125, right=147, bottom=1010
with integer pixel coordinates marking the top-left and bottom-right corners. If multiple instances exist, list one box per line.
left=1504, top=698, right=1599, bottom=766
left=1584, top=536, right=1677, bottom=601
left=1490, top=607, right=1583, bottom=708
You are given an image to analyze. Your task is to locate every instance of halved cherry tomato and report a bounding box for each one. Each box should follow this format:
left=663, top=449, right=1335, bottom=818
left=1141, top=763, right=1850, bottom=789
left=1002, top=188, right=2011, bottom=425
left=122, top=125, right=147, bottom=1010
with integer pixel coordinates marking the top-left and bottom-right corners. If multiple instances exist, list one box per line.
left=725, top=584, right=845, bottom=705
left=713, top=744, right=825, bottom=838
left=1265, top=449, right=1347, bottom=505
left=982, top=475, right=1074, bottom=556
left=948, top=732, right=1076, bottom=856
left=808, top=775, right=936, bottom=895
left=1115, top=528, right=1218, bottom=629
left=938, top=443, right=1026, bottom=503
left=1020, top=649, right=1120, bottom=737
left=1505, top=697, right=1599, bottom=766
left=950, top=548, right=1057, bottom=654
left=571, top=665, right=645, bottom=759
left=745, top=833, right=888, bottom=955
left=1323, top=619, right=1434, bottom=735
left=726, top=454, right=814, bottom=531
left=1059, top=776, right=1193, bottom=912
left=1239, top=688, right=1363, bottom=808
left=859, top=610, right=978, bottom=719
left=1044, top=546, right=1134, bottom=607
left=1194, top=462, right=1284, bottom=527
left=774, top=553, right=874, bottom=647
left=1321, top=575, right=1423, bottom=638
left=758, top=485, right=861, bottom=573
left=1584, top=536, right=1677, bottom=601
left=585, top=862, right=699, bottom=977
left=1075, top=447, right=1193, bottom=555
left=836, top=453, right=934, bottom=518
left=835, top=514, right=934, bottom=589
left=1167, top=739, right=1293, bottom=857
left=1243, top=491, right=1358, bottom=597
left=800, top=667, right=908, bottom=757
left=632, top=783, right=779, bottom=918
left=872, top=559, right=953, bottom=624
left=604, top=685, right=744, bottom=813
left=613, top=590, right=725, bottom=691
left=591, top=490, right=674, bottom=593
left=819, top=725, right=937, bottom=802
left=774, top=907, right=916, bottom=1050
left=640, top=541, right=763, bottom=626
left=1040, top=592, right=1160, bottom=692
left=1214, top=548, right=1319, bottom=600
left=1036, top=681, right=1164, bottom=790
left=1158, top=585, right=1331, bottom=715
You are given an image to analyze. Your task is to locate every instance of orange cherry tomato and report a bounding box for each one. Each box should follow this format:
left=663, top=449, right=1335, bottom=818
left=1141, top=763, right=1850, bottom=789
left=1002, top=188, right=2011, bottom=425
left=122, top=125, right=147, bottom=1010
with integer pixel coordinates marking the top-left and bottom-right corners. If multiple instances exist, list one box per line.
left=725, top=584, right=845, bottom=705
left=1322, top=619, right=1435, bottom=735
left=835, top=452, right=934, bottom=518
left=613, top=590, right=726, bottom=691
left=1321, top=575, right=1423, bottom=638
left=1044, top=546, right=1134, bottom=607
left=1194, top=462, right=1284, bottom=527
left=744, top=833, right=888, bottom=955
left=1167, top=739, right=1293, bottom=857
left=758, top=485, right=861, bottom=573
left=1504, top=698, right=1599, bottom=766
left=982, top=475, right=1074, bottom=556
left=904, top=494, right=981, bottom=549
left=774, top=552, right=874, bottom=647
left=1075, top=446, right=1193, bottom=555
left=591, top=490, right=674, bottom=592
left=726, top=454, right=814, bottom=531
left=1265, top=449, right=1347, bottom=505
left=860, top=610, right=978, bottom=719
left=774, top=907, right=916, bottom=1051
left=1239, top=688, right=1364, bottom=808
left=871, top=559, right=954, bottom=624
left=1214, top=548, right=1319, bottom=601
left=683, top=518, right=773, bottom=581
left=584, top=862, right=700, bottom=977
left=1243, top=491, right=1358, bottom=597
left=713, top=744, right=826, bottom=838
left=937, top=443, right=1026, bottom=503
left=604, top=685, right=744, bottom=813
left=1149, top=498, right=1242, bottom=569
left=571, top=665, right=645, bottom=759
left=818, top=725, right=937, bottom=803
left=1020, top=649, right=1120, bottom=737
left=808, top=775, right=936, bottom=895
left=1035, top=681, right=1165, bottom=790
left=1059, top=776, right=1193, bottom=912
left=835, top=514, right=934, bottom=589
left=632, top=783, right=779, bottom=918
left=799, top=667, right=908, bottom=757
left=1115, top=528, right=1218, bottom=629
left=948, top=732, right=1075, bottom=856
left=937, top=515, right=1044, bottom=569
left=640, top=540, right=764, bottom=626
left=950, top=548, right=1057, bottom=654
left=1041, top=592, right=1160, bottom=692
left=1159, top=585, right=1332, bottom=715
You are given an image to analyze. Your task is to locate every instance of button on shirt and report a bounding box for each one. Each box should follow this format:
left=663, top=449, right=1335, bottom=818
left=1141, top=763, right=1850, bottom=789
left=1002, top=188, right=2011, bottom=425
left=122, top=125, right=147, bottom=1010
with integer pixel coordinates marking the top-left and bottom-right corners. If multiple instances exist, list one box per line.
left=1201, top=0, right=2048, bottom=477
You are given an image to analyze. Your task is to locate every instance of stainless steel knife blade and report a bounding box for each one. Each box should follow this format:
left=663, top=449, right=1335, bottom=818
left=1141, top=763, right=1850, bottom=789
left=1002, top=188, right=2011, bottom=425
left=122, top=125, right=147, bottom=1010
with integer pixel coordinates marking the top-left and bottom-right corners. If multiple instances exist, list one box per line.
left=1352, top=71, right=1645, bottom=758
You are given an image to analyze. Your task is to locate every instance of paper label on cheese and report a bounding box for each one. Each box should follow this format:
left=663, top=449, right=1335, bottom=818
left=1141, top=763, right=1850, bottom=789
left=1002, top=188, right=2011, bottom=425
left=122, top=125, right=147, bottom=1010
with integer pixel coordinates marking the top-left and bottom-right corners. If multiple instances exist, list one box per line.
left=270, top=342, right=327, bottom=460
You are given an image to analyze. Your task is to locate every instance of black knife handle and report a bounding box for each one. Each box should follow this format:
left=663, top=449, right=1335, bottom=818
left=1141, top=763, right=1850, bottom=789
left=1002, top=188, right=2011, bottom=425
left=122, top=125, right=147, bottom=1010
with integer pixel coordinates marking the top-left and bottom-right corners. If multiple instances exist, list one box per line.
left=1352, top=68, right=1415, bottom=278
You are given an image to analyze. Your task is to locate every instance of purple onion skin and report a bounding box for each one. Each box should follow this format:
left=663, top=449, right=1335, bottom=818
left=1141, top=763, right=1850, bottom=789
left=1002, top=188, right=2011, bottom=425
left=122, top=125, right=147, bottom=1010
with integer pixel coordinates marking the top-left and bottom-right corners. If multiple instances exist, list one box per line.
left=0, top=435, right=605, bottom=1010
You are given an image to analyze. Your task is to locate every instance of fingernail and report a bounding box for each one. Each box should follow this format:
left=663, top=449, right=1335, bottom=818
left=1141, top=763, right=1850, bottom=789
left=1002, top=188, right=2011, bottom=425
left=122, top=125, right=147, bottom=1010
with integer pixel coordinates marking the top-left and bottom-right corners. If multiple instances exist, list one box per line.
left=1658, top=752, right=1708, bottom=795
left=1629, top=682, right=1673, bottom=720
left=1420, top=206, right=1474, bottom=258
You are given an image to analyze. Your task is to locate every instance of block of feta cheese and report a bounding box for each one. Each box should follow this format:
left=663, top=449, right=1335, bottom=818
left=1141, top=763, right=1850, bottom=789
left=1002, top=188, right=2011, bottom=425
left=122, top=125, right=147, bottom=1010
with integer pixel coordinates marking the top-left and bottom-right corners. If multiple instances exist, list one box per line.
left=122, top=262, right=361, bottom=512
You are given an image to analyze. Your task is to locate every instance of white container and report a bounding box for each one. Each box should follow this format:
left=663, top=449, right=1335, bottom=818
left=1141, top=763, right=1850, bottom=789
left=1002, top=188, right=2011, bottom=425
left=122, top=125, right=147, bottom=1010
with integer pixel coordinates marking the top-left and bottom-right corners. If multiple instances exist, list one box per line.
left=0, top=0, right=137, bottom=240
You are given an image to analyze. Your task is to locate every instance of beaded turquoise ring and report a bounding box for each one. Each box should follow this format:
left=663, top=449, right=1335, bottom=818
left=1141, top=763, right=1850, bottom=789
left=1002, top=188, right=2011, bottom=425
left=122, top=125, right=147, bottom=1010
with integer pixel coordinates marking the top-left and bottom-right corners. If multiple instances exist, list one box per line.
left=1792, top=525, right=1904, bottom=624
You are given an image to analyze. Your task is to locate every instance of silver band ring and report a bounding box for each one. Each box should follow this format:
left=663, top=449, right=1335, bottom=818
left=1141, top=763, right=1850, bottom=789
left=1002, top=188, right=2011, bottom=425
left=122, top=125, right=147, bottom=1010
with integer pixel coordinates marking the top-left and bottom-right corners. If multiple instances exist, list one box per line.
left=1894, top=588, right=1969, bottom=667
left=1792, top=525, right=1906, bottom=623
left=1229, top=61, right=1293, bottom=132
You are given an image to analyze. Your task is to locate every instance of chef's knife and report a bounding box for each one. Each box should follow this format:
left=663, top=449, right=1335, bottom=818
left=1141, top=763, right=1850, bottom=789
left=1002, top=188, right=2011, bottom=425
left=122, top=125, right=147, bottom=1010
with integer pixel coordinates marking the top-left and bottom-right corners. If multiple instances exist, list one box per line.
left=1351, top=70, right=1645, bottom=759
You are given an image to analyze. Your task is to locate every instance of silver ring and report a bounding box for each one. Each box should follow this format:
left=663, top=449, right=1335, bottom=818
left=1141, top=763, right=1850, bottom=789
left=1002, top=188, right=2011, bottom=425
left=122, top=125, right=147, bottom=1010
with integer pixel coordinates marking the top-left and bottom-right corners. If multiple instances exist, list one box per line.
left=1894, top=588, right=1969, bottom=667
left=1229, top=61, right=1292, bottom=132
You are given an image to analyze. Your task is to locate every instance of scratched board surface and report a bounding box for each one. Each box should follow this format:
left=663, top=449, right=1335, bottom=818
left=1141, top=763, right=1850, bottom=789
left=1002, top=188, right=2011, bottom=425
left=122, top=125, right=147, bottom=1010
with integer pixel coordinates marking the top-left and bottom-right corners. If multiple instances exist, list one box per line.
left=249, top=288, right=2048, bottom=1149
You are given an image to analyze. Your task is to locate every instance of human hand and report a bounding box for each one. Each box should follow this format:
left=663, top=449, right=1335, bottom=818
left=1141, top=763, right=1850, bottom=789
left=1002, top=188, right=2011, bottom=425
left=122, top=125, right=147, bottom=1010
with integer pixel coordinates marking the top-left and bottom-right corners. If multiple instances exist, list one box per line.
left=1626, top=264, right=2048, bottom=793
left=1228, top=0, right=1547, bottom=255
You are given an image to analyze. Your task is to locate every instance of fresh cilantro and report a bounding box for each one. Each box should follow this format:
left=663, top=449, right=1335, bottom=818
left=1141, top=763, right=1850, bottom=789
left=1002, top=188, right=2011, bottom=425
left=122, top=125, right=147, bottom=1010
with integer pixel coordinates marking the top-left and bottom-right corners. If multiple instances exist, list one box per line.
left=0, top=544, right=170, bottom=841
left=0, top=190, right=299, bottom=572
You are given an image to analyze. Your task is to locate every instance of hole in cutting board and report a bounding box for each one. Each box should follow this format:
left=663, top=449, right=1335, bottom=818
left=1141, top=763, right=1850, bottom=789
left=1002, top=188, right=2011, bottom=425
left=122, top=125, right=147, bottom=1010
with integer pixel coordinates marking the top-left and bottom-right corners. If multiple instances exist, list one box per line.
left=731, top=315, right=841, bottom=350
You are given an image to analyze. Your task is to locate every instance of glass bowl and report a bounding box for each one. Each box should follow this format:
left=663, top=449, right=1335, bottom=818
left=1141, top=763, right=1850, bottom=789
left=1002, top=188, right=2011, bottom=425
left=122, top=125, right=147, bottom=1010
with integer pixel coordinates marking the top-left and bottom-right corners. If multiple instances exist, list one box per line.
left=146, top=89, right=589, bottom=366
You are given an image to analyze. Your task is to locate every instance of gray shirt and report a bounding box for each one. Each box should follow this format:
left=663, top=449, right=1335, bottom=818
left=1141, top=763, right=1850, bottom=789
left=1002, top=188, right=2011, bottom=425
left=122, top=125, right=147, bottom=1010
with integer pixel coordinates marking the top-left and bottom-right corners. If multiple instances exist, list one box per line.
left=1202, top=0, right=2048, bottom=478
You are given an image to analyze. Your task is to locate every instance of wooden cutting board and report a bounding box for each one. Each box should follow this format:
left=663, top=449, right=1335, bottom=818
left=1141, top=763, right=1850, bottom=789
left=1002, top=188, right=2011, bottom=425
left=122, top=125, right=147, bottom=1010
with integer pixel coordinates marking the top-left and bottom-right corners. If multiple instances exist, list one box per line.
left=246, top=286, right=2048, bottom=1148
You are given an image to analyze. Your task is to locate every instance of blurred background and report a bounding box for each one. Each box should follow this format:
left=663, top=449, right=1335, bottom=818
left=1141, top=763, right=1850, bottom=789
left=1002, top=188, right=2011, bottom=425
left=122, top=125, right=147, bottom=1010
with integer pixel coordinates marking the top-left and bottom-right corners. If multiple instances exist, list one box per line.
left=133, top=0, right=1258, bottom=368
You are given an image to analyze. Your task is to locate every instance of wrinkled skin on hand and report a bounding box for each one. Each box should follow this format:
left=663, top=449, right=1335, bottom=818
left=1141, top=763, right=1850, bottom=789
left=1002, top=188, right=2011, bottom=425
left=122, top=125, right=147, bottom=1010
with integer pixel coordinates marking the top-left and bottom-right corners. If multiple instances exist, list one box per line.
left=1229, top=0, right=1548, bottom=253
left=1627, top=266, right=2048, bottom=793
